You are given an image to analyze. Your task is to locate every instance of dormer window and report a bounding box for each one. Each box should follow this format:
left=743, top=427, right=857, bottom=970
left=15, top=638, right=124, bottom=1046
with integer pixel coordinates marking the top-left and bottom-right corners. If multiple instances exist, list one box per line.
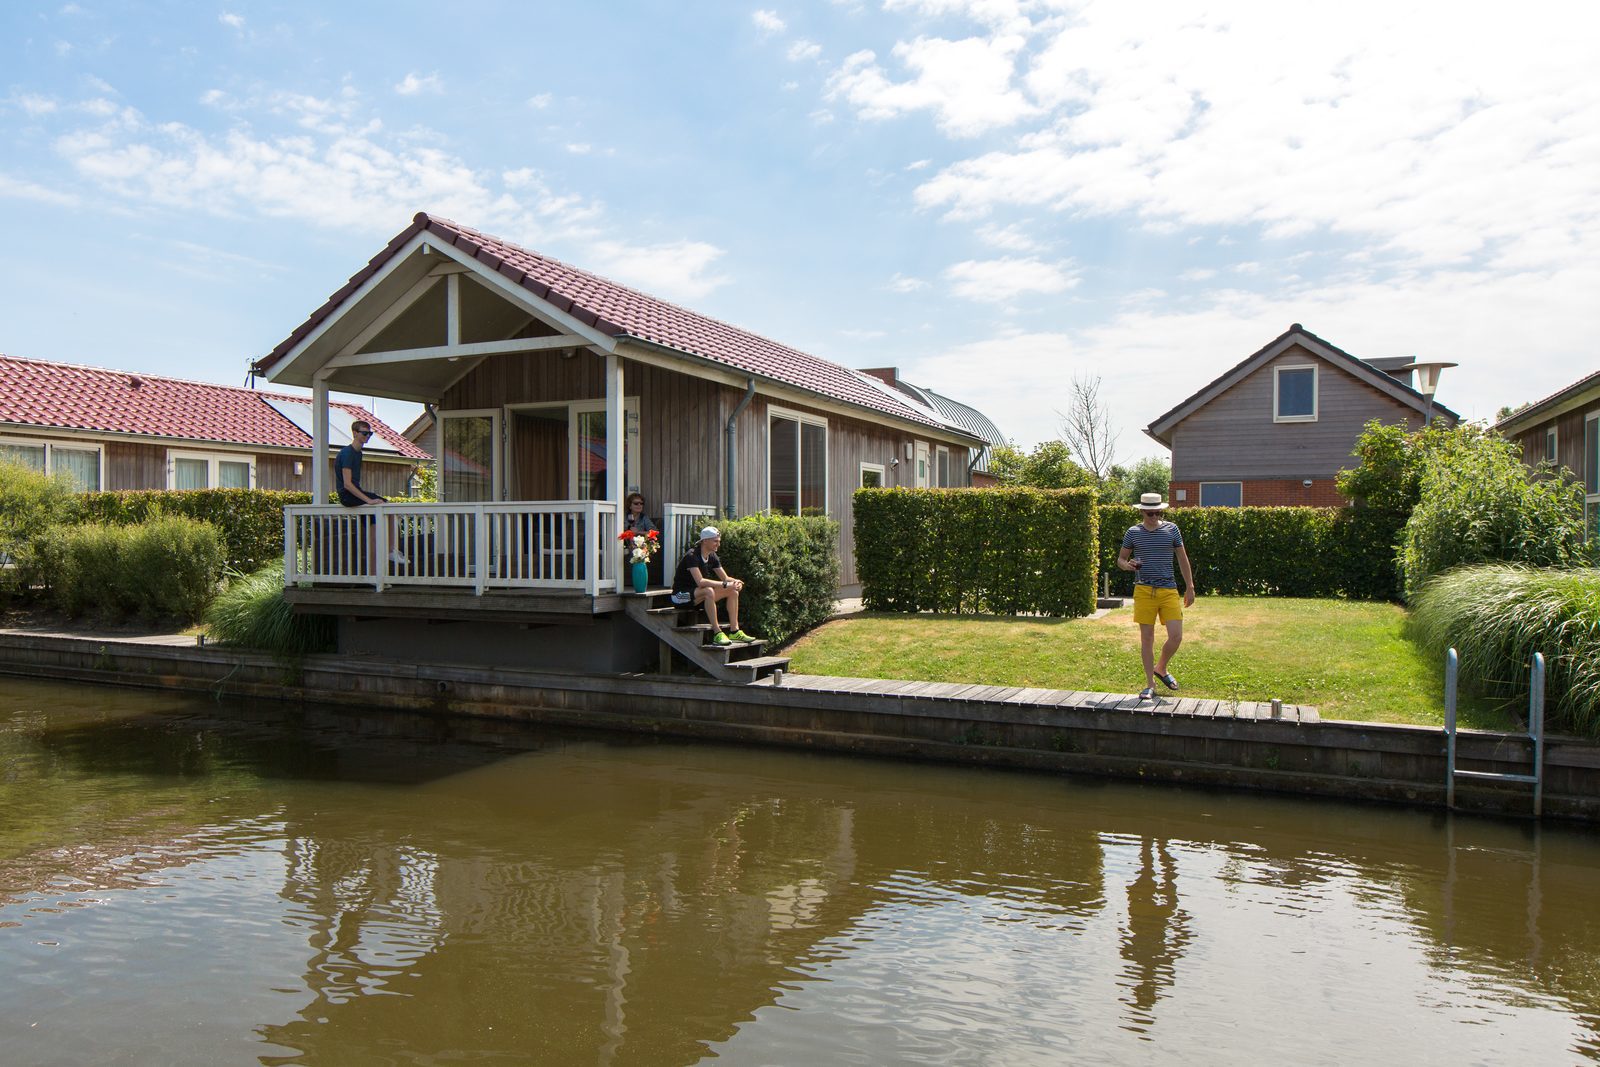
left=1274, top=364, right=1318, bottom=422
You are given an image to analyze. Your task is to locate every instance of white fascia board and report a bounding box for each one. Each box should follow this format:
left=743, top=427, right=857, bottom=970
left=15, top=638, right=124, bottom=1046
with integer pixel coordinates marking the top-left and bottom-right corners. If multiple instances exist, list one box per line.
left=325, top=334, right=589, bottom=371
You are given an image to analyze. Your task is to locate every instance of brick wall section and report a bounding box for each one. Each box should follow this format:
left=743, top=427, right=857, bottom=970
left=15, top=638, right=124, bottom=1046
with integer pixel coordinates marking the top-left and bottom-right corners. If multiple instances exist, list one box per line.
left=1169, top=479, right=1348, bottom=508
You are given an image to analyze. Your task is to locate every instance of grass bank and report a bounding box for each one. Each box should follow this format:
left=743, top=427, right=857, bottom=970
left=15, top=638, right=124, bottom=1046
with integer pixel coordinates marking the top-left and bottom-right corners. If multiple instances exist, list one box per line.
left=787, top=597, right=1516, bottom=730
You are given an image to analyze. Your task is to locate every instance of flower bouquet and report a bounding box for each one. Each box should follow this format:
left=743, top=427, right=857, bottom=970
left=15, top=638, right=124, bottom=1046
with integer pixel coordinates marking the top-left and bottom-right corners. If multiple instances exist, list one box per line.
left=619, top=528, right=661, bottom=564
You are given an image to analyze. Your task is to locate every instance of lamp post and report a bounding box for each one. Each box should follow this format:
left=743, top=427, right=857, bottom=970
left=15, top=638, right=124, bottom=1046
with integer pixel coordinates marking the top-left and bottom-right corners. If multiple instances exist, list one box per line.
left=1408, top=360, right=1458, bottom=427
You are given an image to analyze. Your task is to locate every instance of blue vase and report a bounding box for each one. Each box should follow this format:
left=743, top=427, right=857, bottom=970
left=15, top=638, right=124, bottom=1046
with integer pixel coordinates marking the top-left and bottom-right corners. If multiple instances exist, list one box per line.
left=631, top=561, right=648, bottom=594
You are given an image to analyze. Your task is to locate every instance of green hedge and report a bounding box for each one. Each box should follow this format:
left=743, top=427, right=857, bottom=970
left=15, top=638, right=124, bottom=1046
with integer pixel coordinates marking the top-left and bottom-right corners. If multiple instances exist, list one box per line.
left=713, top=514, right=840, bottom=648
left=855, top=487, right=1098, bottom=617
left=78, top=489, right=310, bottom=573
left=1096, top=504, right=1404, bottom=600
left=35, top=516, right=225, bottom=623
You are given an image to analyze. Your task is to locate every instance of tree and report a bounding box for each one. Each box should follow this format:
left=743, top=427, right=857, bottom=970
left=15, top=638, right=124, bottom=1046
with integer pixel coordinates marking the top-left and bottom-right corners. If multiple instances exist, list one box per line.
left=1058, top=373, right=1119, bottom=480
left=1109, top=456, right=1171, bottom=505
left=989, top=440, right=1096, bottom=489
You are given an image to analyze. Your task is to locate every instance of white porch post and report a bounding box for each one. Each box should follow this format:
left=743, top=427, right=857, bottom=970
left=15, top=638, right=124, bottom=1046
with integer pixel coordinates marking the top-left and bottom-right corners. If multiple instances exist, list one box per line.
left=311, top=373, right=330, bottom=502
left=607, top=353, right=624, bottom=590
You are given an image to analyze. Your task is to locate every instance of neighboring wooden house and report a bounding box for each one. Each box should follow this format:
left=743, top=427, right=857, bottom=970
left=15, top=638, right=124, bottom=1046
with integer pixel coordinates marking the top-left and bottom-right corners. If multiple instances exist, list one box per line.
left=1145, top=324, right=1459, bottom=508
left=859, top=367, right=1006, bottom=488
left=0, top=354, right=425, bottom=495
left=251, top=213, right=986, bottom=673
left=1495, top=368, right=1600, bottom=536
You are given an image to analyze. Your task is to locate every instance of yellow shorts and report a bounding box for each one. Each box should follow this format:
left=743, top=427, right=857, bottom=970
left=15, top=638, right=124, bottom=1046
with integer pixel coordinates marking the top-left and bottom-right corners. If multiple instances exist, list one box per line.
left=1132, top=585, right=1183, bottom=625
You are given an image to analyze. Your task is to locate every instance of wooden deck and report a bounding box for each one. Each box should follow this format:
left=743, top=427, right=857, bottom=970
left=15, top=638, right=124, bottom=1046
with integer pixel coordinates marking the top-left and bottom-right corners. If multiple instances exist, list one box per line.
left=284, top=584, right=626, bottom=622
left=753, top=674, right=1318, bottom=722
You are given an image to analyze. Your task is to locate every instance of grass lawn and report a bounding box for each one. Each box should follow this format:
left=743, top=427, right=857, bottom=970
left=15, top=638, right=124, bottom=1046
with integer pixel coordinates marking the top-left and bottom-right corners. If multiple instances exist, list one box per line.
left=786, top=597, right=1518, bottom=731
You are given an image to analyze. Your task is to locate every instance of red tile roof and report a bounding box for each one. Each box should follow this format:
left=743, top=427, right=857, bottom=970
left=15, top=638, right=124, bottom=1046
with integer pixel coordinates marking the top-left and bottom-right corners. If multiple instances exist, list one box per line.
left=0, top=354, right=427, bottom=459
left=257, top=213, right=957, bottom=433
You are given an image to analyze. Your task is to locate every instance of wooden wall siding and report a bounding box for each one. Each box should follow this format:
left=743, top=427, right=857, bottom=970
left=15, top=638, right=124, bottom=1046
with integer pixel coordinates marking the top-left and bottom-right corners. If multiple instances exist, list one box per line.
left=256, top=454, right=304, bottom=492
left=1515, top=406, right=1591, bottom=483
left=105, top=441, right=165, bottom=490
left=1170, top=347, right=1422, bottom=481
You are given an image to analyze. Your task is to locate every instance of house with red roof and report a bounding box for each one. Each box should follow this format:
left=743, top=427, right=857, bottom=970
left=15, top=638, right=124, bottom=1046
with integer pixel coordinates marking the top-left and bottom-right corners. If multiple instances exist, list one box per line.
left=253, top=212, right=990, bottom=676
left=0, top=355, right=425, bottom=495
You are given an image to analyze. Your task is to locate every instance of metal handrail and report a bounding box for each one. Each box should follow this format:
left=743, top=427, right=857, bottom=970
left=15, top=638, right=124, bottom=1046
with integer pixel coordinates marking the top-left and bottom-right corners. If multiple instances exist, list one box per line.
left=1444, top=648, right=1545, bottom=816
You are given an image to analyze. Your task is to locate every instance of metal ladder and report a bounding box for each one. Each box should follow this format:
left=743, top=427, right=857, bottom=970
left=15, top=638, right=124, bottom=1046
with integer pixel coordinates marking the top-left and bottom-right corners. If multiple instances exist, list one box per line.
left=1444, top=648, right=1546, bottom=815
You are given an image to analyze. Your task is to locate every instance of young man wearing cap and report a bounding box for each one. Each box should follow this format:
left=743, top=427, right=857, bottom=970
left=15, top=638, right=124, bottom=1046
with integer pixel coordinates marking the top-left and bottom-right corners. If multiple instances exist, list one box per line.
left=670, top=527, right=755, bottom=645
left=1116, top=492, right=1196, bottom=702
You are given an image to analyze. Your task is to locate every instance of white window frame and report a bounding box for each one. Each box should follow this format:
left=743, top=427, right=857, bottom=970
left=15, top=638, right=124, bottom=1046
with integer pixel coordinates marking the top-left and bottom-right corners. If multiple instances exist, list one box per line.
left=935, top=444, right=952, bottom=488
left=437, top=408, right=503, bottom=502
left=1546, top=426, right=1558, bottom=464
left=167, top=449, right=256, bottom=490
left=1, top=435, right=104, bottom=491
left=1273, top=364, right=1319, bottom=423
left=1199, top=481, right=1244, bottom=507
left=913, top=440, right=930, bottom=488
left=566, top=397, right=641, bottom=500
left=768, top=404, right=829, bottom=515
left=859, top=461, right=886, bottom=489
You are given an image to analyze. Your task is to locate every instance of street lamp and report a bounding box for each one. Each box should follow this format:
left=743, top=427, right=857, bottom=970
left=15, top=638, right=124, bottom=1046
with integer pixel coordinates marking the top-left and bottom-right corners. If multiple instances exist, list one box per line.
left=1407, top=360, right=1458, bottom=426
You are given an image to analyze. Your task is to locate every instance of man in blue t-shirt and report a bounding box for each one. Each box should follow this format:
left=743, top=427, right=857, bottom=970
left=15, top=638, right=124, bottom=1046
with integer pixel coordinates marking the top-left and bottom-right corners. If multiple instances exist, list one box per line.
left=1116, top=492, right=1196, bottom=702
left=334, top=420, right=405, bottom=569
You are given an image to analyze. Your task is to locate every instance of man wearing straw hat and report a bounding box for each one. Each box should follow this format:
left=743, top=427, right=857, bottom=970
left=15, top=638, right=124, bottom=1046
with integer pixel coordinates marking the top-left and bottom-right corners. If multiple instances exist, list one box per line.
left=1116, top=492, right=1196, bottom=702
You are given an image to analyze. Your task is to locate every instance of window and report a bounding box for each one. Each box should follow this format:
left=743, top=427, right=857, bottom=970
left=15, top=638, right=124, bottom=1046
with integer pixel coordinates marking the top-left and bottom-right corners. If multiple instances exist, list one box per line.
left=1586, top=414, right=1599, bottom=541
left=769, top=406, right=827, bottom=515
left=0, top=437, right=101, bottom=490
left=1199, top=482, right=1243, bottom=507
left=568, top=399, right=640, bottom=501
left=935, top=445, right=952, bottom=488
left=1546, top=427, right=1558, bottom=464
left=859, top=462, right=885, bottom=489
left=914, top=441, right=930, bottom=488
left=438, top=409, right=500, bottom=502
left=167, top=451, right=255, bottom=491
left=1274, top=365, right=1318, bottom=422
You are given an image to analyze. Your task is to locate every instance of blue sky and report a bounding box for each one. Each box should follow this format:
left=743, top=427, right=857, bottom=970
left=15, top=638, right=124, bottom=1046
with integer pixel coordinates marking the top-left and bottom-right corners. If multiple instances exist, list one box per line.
left=2, top=1, right=1596, bottom=459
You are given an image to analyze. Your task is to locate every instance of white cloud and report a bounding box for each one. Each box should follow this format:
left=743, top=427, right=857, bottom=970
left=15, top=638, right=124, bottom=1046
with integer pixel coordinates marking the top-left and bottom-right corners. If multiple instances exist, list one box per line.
left=394, top=72, right=443, bottom=96
left=527, top=93, right=552, bottom=109
left=788, top=39, right=823, bottom=62
left=752, top=10, right=786, bottom=37
left=11, top=93, right=60, bottom=116
left=781, top=80, right=800, bottom=92
left=886, top=272, right=927, bottom=292
left=905, top=158, right=931, bottom=170
left=566, top=142, right=592, bottom=154
left=825, top=33, right=1037, bottom=136
left=0, top=172, right=79, bottom=207
left=219, top=12, right=244, bottom=30
left=840, top=328, right=889, bottom=340
left=943, top=256, right=1077, bottom=301
left=974, top=221, right=1040, bottom=252
left=585, top=238, right=729, bottom=303
left=1179, top=268, right=1216, bottom=282
left=809, top=108, right=835, bottom=125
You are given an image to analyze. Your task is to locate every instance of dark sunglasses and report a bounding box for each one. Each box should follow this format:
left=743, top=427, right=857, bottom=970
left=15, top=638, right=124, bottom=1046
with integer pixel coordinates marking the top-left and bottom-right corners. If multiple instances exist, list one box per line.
left=353, top=428, right=372, bottom=437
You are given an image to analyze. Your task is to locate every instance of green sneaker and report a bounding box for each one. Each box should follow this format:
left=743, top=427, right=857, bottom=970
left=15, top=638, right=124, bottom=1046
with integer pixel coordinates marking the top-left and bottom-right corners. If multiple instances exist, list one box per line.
left=712, top=631, right=732, bottom=646
left=728, top=629, right=755, bottom=643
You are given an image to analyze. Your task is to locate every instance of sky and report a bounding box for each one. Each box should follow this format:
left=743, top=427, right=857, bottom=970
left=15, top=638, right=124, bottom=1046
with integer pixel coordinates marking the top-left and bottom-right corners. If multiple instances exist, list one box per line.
left=1, top=1, right=1597, bottom=461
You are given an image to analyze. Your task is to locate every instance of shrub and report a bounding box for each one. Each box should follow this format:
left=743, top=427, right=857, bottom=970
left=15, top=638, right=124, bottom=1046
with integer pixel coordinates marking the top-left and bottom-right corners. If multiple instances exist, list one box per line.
left=1411, top=565, right=1600, bottom=738
left=203, top=563, right=336, bottom=657
left=714, top=514, right=839, bottom=648
left=855, top=487, right=1099, bottom=617
left=77, top=489, right=310, bottom=573
left=40, top=516, right=225, bottom=623
left=1400, top=430, right=1586, bottom=599
left=1097, top=504, right=1404, bottom=600
left=0, top=458, right=80, bottom=602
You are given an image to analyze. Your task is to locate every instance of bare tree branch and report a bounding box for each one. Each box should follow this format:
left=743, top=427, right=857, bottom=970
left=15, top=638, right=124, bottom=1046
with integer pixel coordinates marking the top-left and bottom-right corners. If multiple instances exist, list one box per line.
left=1057, top=373, right=1120, bottom=480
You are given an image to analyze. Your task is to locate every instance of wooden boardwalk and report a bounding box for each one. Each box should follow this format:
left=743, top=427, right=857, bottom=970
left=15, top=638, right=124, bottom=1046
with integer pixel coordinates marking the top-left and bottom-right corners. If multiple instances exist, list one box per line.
left=754, top=674, right=1318, bottom=722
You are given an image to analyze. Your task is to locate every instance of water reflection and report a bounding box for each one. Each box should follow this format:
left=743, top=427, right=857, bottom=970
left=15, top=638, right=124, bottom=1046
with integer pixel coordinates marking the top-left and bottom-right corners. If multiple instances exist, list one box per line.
left=2, top=678, right=1599, bottom=1065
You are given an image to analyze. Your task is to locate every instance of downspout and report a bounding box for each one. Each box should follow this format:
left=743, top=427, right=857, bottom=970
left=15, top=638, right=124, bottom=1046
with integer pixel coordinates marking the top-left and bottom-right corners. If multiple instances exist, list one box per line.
left=725, top=378, right=756, bottom=519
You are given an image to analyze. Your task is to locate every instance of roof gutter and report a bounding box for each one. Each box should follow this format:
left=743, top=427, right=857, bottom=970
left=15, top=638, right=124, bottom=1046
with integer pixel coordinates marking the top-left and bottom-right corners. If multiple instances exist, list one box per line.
left=725, top=377, right=757, bottom=519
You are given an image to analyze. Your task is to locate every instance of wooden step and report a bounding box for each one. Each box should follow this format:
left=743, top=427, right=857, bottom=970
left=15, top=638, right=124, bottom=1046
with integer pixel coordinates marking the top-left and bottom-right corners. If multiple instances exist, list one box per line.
left=723, top=656, right=791, bottom=678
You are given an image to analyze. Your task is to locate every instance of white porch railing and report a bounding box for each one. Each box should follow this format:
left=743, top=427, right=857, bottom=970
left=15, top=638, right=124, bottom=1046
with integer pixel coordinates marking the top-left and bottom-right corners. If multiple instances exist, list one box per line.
left=283, top=501, right=619, bottom=595
left=662, top=502, right=719, bottom=571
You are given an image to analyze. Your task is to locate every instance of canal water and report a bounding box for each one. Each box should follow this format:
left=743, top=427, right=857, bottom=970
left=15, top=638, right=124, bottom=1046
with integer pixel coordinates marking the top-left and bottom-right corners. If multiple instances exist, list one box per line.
left=3, top=678, right=1598, bottom=1066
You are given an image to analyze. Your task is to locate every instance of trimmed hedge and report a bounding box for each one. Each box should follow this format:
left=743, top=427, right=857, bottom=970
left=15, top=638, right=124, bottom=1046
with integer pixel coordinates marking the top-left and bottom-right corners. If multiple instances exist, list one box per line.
left=1096, top=504, right=1405, bottom=601
left=78, top=489, right=311, bottom=573
left=713, top=514, right=840, bottom=648
left=855, top=487, right=1099, bottom=617
left=35, top=516, right=226, bottom=623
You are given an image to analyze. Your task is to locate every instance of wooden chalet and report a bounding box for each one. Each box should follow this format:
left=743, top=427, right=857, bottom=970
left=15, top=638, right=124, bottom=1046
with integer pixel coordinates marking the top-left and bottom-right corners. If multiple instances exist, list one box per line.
left=253, top=213, right=987, bottom=675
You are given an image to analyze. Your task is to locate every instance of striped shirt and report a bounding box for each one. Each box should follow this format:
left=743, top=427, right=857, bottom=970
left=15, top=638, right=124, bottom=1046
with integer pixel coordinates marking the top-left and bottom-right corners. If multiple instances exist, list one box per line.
left=1121, top=521, right=1184, bottom=589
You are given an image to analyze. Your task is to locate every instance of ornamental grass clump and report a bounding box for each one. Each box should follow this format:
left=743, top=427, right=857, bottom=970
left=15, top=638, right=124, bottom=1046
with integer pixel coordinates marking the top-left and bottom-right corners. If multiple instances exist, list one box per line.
left=203, top=563, right=335, bottom=657
left=1410, top=564, right=1600, bottom=738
